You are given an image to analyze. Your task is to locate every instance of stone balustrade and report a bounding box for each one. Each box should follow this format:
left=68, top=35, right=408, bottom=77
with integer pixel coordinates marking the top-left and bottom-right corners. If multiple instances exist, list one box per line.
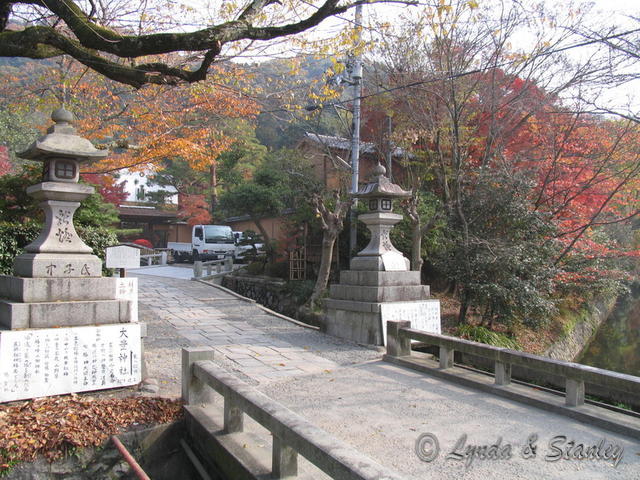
left=181, top=347, right=406, bottom=480
left=384, top=320, right=640, bottom=439
left=192, top=257, right=233, bottom=279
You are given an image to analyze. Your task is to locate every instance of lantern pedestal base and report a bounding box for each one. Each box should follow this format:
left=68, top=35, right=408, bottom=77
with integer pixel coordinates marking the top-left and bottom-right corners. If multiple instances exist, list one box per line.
left=13, top=253, right=103, bottom=278
left=325, top=270, right=440, bottom=346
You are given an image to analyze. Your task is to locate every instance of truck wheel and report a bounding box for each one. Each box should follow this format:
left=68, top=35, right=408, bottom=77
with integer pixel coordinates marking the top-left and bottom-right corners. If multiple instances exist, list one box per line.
left=192, top=250, right=200, bottom=262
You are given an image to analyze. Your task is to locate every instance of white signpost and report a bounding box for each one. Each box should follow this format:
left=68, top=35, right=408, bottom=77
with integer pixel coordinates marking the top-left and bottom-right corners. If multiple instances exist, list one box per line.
left=114, top=277, right=139, bottom=323
left=106, top=245, right=140, bottom=270
left=380, top=301, right=441, bottom=345
left=0, top=324, right=142, bottom=402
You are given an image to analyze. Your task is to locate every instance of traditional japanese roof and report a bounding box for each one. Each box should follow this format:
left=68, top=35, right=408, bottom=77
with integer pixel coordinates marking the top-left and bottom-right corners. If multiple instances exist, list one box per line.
left=302, top=133, right=408, bottom=158
left=118, top=205, right=178, bottom=222
left=19, top=108, right=108, bottom=161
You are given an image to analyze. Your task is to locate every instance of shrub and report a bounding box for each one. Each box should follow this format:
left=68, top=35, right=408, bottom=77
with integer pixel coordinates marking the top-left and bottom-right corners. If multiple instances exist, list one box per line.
left=0, top=222, right=41, bottom=275
left=76, top=225, right=118, bottom=263
left=0, top=222, right=117, bottom=275
left=245, top=261, right=265, bottom=275
left=264, top=260, right=288, bottom=279
left=283, top=280, right=315, bottom=305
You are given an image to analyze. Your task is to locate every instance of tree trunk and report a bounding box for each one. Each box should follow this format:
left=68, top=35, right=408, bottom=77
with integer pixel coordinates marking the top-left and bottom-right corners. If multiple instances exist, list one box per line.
left=253, top=218, right=273, bottom=261
left=458, top=292, right=469, bottom=325
left=308, top=230, right=338, bottom=307
left=411, top=221, right=423, bottom=272
left=210, top=163, right=217, bottom=216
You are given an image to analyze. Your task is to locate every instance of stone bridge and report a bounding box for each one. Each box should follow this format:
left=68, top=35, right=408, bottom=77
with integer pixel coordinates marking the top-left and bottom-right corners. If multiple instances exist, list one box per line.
left=132, top=270, right=640, bottom=479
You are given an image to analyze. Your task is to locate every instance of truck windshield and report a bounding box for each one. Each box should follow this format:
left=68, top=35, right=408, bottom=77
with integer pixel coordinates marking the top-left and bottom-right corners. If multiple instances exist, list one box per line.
left=204, top=226, right=234, bottom=244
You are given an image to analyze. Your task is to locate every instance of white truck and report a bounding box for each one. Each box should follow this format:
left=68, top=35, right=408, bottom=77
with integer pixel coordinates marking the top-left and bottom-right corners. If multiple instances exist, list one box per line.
left=168, top=225, right=236, bottom=263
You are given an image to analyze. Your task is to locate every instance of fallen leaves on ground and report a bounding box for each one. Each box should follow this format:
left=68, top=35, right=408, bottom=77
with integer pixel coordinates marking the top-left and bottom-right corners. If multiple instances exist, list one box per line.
left=0, top=395, right=182, bottom=470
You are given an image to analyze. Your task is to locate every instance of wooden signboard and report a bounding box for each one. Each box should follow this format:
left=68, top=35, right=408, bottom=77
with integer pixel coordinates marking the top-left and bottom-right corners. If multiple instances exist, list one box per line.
left=105, top=245, right=140, bottom=269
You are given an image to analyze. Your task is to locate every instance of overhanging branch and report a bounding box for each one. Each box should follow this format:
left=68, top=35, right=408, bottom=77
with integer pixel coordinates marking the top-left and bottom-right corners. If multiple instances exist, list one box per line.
left=0, top=0, right=412, bottom=86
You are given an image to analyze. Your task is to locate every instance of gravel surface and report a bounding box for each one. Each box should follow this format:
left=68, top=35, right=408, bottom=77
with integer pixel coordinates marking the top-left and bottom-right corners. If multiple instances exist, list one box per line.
left=259, top=361, right=640, bottom=480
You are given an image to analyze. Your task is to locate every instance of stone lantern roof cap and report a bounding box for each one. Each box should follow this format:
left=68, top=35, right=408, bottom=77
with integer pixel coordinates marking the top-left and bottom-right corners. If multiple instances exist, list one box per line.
left=18, top=107, right=109, bottom=162
left=353, top=163, right=411, bottom=199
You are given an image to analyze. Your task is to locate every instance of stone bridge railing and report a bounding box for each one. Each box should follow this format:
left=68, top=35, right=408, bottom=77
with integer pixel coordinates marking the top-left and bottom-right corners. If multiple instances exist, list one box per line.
left=384, top=321, right=640, bottom=438
left=192, top=258, right=233, bottom=280
left=140, top=251, right=168, bottom=266
left=181, top=347, right=405, bottom=480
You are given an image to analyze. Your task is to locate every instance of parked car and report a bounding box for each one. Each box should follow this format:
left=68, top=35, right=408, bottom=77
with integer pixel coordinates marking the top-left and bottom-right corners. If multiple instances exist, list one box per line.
left=233, top=231, right=265, bottom=263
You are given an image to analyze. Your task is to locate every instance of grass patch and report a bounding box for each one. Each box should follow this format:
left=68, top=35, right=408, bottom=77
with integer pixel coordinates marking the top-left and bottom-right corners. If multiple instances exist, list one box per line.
left=456, top=324, right=520, bottom=349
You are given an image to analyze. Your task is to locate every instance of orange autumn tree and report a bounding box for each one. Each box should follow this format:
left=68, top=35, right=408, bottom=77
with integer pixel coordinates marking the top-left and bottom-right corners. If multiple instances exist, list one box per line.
left=0, top=59, right=259, bottom=220
left=505, top=111, right=640, bottom=289
left=364, top=3, right=640, bottom=324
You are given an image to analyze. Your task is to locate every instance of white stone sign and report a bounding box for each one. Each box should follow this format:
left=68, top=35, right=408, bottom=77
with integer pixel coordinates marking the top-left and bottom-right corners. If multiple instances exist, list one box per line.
left=114, top=277, right=138, bottom=323
left=106, top=245, right=140, bottom=269
left=381, top=252, right=408, bottom=271
left=0, top=324, right=141, bottom=403
left=380, top=300, right=441, bottom=345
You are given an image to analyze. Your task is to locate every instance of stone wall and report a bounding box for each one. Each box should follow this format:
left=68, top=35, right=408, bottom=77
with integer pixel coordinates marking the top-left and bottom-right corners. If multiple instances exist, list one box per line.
left=222, top=274, right=297, bottom=318
left=4, top=423, right=195, bottom=480
left=544, top=296, right=616, bottom=362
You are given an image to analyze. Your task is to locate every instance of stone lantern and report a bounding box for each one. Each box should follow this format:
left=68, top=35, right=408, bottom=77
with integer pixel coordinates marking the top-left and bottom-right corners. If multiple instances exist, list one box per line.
left=324, top=163, right=440, bottom=346
left=0, top=108, right=141, bottom=403
left=13, top=108, right=107, bottom=278
left=350, top=163, right=412, bottom=272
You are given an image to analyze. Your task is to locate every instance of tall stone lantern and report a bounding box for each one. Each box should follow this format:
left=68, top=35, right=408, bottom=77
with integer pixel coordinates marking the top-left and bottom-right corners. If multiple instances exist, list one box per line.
left=350, top=163, right=412, bottom=272
left=0, top=109, right=141, bottom=403
left=324, top=163, right=441, bottom=345
left=13, top=108, right=106, bottom=278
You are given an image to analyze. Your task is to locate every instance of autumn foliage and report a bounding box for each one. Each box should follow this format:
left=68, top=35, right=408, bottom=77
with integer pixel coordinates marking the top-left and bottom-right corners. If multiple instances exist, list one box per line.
left=0, top=395, right=182, bottom=469
left=0, top=60, right=259, bottom=213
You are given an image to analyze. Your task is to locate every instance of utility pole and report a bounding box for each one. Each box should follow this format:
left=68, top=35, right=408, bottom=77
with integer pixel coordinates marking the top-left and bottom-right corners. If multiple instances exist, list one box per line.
left=349, top=4, right=363, bottom=256
left=386, top=115, right=392, bottom=182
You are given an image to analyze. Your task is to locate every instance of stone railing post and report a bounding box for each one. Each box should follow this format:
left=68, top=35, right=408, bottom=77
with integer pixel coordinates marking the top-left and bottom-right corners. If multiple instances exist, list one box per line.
left=494, top=360, right=512, bottom=386
left=565, top=378, right=585, bottom=407
left=439, top=346, right=454, bottom=369
left=160, top=251, right=167, bottom=265
left=181, top=347, right=216, bottom=405
left=194, top=261, right=203, bottom=278
left=224, top=392, right=244, bottom=433
left=226, top=256, right=233, bottom=271
left=272, top=436, right=298, bottom=479
left=386, top=320, right=411, bottom=357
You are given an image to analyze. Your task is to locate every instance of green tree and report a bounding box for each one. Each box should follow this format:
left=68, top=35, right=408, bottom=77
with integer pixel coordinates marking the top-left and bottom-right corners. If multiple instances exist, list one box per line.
left=433, top=171, right=560, bottom=327
left=0, top=109, right=38, bottom=166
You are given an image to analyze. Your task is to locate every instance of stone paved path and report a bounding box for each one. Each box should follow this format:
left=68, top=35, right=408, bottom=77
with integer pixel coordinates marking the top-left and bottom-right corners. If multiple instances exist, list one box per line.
left=137, top=275, right=380, bottom=392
